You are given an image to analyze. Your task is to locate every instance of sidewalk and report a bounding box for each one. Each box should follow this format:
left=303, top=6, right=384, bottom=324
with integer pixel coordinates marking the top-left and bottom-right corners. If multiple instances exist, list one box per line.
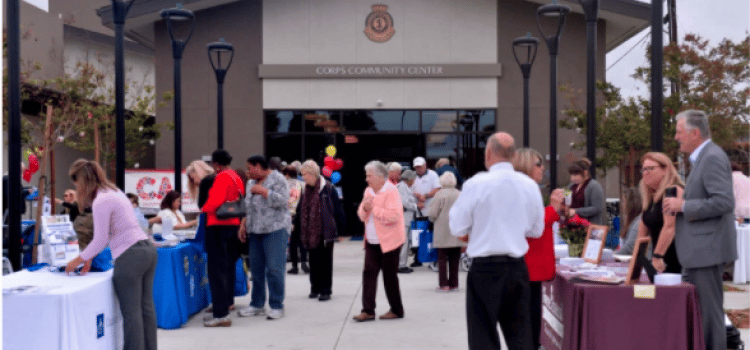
left=156, top=239, right=749, bottom=349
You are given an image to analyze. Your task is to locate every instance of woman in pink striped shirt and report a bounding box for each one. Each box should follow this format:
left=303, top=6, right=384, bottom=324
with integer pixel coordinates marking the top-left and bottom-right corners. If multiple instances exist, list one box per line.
left=65, top=160, right=157, bottom=350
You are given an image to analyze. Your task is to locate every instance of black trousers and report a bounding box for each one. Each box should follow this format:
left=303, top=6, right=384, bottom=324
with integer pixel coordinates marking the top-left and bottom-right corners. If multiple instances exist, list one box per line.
left=437, top=247, right=461, bottom=288
left=466, top=256, right=533, bottom=350
left=289, top=223, right=307, bottom=266
left=205, top=225, right=238, bottom=318
left=529, top=281, right=543, bottom=350
left=362, top=243, right=404, bottom=316
left=308, top=241, right=334, bottom=295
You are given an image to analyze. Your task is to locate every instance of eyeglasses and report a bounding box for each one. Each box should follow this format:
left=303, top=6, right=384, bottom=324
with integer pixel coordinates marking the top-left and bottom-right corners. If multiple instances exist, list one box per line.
left=535, top=161, right=543, bottom=168
left=641, top=165, right=663, bottom=174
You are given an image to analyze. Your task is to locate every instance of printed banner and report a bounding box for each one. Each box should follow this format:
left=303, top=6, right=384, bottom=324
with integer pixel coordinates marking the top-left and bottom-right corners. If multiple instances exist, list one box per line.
left=124, top=170, right=198, bottom=214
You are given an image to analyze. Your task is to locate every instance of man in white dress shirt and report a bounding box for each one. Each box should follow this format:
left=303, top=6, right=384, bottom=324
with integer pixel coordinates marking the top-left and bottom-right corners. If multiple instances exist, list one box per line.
left=449, top=132, right=545, bottom=350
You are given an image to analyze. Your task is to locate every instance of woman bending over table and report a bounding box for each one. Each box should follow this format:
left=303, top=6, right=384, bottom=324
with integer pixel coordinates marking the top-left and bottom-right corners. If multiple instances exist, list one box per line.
left=65, top=159, right=157, bottom=350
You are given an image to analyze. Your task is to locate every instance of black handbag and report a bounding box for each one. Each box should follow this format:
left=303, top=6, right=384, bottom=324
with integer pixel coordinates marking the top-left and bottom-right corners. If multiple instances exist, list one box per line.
left=216, top=171, right=246, bottom=219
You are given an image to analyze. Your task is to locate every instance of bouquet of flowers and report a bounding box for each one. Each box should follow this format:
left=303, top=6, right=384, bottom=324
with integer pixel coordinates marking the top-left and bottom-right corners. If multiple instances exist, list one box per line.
left=558, top=215, right=591, bottom=257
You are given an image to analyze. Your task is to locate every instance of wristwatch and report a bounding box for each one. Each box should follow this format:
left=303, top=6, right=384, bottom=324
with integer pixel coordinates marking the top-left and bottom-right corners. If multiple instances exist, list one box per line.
left=653, top=253, right=664, bottom=259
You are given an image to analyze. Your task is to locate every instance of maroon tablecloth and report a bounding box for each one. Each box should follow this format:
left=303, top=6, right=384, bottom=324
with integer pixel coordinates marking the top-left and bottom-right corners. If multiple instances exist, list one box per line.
left=540, top=264, right=705, bottom=350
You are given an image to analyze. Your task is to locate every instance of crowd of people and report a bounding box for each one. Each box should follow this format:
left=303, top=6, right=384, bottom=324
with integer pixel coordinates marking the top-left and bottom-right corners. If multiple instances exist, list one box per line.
left=55, top=109, right=739, bottom=350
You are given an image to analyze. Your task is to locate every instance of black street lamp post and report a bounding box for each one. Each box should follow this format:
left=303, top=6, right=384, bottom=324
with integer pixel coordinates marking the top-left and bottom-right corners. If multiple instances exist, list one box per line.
left=161, top=5, right=195, bottom=195
left=207, top=39, right=235, bottom=150
left=7, top=0, right=22, bottom=271
left=537, top=2, right=570, bottom=190
left=512, top=33, right=540, bottom=148
left=651, top=0, right=663, bottom=151
left=579, top=0, right=600, bottom=178
left=112, top=0, right=135, bottom=190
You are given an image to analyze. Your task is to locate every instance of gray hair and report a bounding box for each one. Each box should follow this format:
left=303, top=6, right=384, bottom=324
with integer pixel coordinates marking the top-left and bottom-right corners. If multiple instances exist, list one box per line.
left=290, top=160, right=302, bottom=172
left=387, top=162, right=403, bottom=173
left=676, top=110, right=711, bottom=140
left=439, top=172, right=457, bottom=188
left=364, top=161, right=388, bottom=179
left=400, top=169, right=417, bottom=182
left=300, top=160, right=320, bottom=176
left=435, top=158, right=450, bottom=169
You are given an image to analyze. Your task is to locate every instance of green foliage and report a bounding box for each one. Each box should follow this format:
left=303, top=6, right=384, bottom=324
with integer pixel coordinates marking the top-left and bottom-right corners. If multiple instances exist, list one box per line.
left=560, top=33, right=750, bottom=187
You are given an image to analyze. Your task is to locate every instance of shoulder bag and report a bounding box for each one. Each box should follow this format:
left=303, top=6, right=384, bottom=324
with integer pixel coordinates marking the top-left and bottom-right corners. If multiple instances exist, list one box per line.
left=216, top=171, right=246, bottom=219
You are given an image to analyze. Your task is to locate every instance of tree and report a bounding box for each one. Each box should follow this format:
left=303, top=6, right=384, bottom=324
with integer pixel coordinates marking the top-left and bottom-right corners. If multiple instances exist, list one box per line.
left=560, top=33, right=750, bottom=189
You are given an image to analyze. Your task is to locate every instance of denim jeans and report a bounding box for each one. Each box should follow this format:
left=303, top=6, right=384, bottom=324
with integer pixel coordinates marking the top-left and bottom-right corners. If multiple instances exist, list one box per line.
left=247, top=228, right=289, bottom=310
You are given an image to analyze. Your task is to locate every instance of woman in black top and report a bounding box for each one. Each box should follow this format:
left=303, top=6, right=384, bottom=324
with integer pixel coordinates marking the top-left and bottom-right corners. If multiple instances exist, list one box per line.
left=55, top=189, right=80, bottom=222
left=638, top=152, right=684, bottom=273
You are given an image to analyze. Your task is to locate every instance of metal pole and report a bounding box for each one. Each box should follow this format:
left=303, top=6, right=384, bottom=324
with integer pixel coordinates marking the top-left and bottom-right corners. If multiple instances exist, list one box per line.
left=550, top=53, right=558, bottom=189
left=7, top=0, right=22, bottom=271
left=585, top=20, right=597, bottom=177
left=113, top=1, right=131, bottom=190
left=174, top=54, right=182, bottom=194
left=217, top=81, right=224, bottom=149
left=651, top=0, right=664, bottom=151
left=523, top=75, right=530, bottom=147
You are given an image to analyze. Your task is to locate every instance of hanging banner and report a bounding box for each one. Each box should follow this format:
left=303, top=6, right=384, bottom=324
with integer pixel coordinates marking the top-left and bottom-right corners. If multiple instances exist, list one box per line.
left=124, top=170, right=198, bottom=214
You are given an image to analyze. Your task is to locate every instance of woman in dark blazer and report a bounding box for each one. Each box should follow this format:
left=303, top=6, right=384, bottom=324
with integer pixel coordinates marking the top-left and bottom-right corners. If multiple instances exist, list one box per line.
left=294, top=160, right=346, bottom=301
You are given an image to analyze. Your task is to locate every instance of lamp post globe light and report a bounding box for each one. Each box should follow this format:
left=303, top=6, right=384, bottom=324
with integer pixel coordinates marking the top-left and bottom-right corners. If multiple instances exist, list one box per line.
left=512, top=33, right=540, bottom=148
left=161, top=4, right=195, bottom=195
left=207, top=39, right=235, bottom=150
left=112, top=0, right=135, bottom=190
left=579, top=0, right=600, bottom=177
left=536, top=1, right=570, bottom=190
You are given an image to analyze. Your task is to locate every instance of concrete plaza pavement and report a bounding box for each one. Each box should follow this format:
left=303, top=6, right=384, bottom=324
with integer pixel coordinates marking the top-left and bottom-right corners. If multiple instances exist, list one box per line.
left=156, top=239, right=749, bottom=350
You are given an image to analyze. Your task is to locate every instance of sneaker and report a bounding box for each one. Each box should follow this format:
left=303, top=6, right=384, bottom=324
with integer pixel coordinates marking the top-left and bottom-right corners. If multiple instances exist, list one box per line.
left=309, top=292, right=320, bottom=299
left=267, top=308, right=284, bottom=320
left=435, top=286, right=451, bottom=293
left=397, top=267, right=413, bottom=273
left=203, top=316, right=231, bottom=327
left=318, top=294, right=331, bottom=301
left=238, top=306, right=266, bottom=317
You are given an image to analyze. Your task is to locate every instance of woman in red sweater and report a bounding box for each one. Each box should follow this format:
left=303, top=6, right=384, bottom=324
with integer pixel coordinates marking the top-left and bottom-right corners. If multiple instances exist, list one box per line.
left=513, top=148, right=564, bottom=349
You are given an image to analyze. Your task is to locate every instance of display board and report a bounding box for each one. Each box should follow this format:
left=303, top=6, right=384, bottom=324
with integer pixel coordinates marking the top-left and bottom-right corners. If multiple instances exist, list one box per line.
left=124, top=170, right=198, bottom=214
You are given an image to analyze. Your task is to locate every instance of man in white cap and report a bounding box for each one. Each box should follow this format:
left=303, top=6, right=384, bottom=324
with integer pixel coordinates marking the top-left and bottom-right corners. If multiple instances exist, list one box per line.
left=411, top=157, right=440, bottom=211
left=410, top=157, right=440, bottom=267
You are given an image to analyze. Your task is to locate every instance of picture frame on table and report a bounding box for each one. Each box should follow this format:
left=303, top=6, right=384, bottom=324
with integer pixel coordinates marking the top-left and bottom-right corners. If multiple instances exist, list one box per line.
left=625, top=236, right=657, bottom=285
left=582, top=224, right=608, bottom=264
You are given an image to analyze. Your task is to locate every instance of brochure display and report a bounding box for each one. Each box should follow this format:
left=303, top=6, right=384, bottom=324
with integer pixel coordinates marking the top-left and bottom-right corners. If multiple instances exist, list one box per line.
left=40, top=215, right=80, bottom=267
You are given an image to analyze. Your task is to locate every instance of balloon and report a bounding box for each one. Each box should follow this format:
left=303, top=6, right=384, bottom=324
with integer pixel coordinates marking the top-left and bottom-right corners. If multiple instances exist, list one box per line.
left=28, top=153, right=39, bottom=173
left=322, top=166, right=333, bottom=178
left=22, top=169, right=32, bottom=182
left=325, top=145, right=337, bottom=157
left=330, top=171, right=341, bottom=184
left=324, top=156, right=335, bottom=169
left=330, top=158, right=344, bottom=171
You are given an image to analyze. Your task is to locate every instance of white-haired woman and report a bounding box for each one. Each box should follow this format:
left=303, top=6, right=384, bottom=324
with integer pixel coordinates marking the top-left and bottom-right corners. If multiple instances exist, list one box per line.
left=294, top=160, right=346, bottom=301
left=387, top=162, right=402, bottom=185
left=353, top=161, right=405, bottom=322
left=426, top=172, right=464, bottom=291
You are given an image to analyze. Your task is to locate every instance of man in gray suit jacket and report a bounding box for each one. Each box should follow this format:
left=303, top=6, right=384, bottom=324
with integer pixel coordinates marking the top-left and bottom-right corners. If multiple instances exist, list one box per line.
left=663, top=110, right=737, bottom=350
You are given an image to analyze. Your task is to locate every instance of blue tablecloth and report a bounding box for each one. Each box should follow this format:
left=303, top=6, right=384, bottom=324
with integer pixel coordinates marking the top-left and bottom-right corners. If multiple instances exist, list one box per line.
left=153, top=242, right=248, bottom=329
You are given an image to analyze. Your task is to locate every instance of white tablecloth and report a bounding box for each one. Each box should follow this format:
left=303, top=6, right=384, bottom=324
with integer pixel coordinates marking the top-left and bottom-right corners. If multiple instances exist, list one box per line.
left=3, top=269, right=123, bottom=350
left=735, top=224, right=750, bottom=284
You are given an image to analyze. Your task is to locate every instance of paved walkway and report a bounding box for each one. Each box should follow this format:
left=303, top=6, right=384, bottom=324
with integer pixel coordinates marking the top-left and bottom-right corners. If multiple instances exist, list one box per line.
left=156, top=240, right=749, bottom=349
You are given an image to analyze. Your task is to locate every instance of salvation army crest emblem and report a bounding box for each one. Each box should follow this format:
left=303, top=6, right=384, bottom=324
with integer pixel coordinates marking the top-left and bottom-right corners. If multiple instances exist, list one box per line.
left=365, top=4, right=395, bottom=43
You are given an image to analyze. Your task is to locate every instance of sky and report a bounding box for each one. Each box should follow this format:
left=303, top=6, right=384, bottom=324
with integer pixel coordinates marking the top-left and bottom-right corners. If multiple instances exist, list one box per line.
left=606, top=0, right=750, bottom=99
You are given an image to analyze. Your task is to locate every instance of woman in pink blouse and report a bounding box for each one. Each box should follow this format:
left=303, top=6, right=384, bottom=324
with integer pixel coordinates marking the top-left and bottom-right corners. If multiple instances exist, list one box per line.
left=352, top=161, right=406, bottom=322
left=65, top=159, right=157, bottom=350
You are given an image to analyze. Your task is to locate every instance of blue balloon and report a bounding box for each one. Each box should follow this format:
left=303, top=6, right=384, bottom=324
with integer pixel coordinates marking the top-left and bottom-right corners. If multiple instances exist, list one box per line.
left=331, top=171, right=342, bottom=184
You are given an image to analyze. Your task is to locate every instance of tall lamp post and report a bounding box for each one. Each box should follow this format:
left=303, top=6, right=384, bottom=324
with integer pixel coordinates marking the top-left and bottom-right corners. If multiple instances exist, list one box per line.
left=7, top=0, right=22, bottom=271
left=536, top=2, right=570, bottom=190
left=112, top=0, right=135, bottom=190
left=650, top=0, right=663, bottom=151
left=161, top=5, right=195, bottom=195
left=207, top=39, right=235, bottom=150
left=579, top=0, right=600, bottom=177
left=512, top=33, right=540, bottom=148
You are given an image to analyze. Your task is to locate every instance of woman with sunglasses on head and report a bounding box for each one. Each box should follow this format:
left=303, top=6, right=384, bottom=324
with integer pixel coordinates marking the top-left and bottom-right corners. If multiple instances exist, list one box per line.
left=513, top=148, right=564, bottom=350
left=65, top=159, right=157, bottom=350
left=55, top=189, right=80, bottom=222
left=638, top=152, right=684, bottom=274
left=567, top=158, right=606, bottom=225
